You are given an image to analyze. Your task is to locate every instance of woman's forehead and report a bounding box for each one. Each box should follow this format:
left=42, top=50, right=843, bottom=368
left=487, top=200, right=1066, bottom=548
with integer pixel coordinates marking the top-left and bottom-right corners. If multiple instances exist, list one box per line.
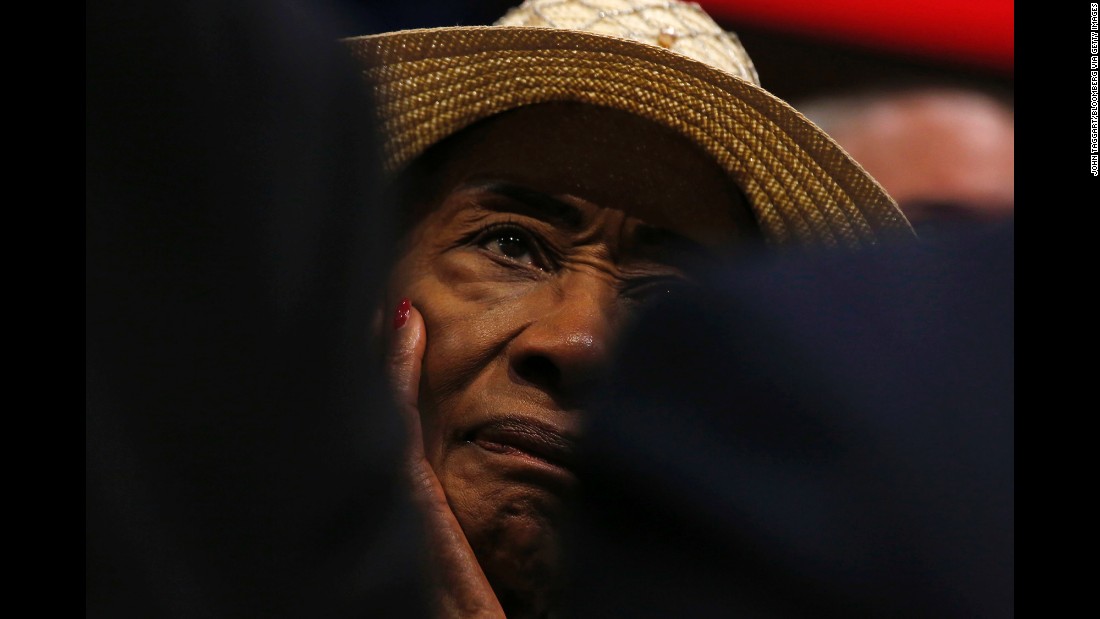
left=411, top=102, right=757, bottom=247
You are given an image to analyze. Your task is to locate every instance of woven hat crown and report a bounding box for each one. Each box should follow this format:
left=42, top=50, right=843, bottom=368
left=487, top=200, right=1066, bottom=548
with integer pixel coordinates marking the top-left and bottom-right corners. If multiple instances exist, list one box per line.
left=495, top=0, right=760, bottom=85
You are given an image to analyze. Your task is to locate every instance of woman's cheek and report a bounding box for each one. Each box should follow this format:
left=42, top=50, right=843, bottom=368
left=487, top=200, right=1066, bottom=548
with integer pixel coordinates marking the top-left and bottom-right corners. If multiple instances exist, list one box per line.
left=434, top=251, right=544, bottom=303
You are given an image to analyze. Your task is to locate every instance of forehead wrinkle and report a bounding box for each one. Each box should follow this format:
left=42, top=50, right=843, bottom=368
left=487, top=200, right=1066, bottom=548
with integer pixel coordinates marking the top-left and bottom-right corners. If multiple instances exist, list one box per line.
left=562, top=213, right=692, bottom=284
left=413, top=188, right=495, bottom=241
left=564, top=205, right=628, bottom=259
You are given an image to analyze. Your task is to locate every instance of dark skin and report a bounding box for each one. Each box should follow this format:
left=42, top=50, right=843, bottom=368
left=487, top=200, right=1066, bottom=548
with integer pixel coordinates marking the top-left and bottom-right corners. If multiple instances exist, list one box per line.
left=386, top=103, right=756, bottom=618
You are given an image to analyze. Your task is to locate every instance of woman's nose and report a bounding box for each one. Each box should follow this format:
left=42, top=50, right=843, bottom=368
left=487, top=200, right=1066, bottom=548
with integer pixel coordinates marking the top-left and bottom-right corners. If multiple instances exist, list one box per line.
left=507, top=275, right=617, bottom=403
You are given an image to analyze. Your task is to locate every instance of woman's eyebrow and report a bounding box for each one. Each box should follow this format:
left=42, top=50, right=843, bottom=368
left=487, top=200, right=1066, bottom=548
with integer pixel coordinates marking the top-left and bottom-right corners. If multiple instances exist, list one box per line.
left=632, top=224, right=712, bottom=263
left=472, top=181, right=584, bottom=230
left=466, top=180, right=710, bottom=262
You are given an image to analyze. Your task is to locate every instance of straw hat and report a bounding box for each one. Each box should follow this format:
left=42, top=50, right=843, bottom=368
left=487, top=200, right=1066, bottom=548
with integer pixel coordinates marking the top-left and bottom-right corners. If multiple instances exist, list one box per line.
left=343, top=0, right=915, bottom=248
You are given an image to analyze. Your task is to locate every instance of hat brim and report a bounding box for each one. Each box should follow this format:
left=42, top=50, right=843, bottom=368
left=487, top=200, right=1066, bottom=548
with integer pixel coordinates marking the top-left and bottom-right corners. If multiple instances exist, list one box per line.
left=343, top=26, right=914, bottom=247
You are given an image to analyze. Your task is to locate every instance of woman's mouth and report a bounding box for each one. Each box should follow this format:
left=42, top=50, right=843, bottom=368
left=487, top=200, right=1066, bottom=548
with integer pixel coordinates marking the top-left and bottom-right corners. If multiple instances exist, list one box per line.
left=468, top=417, right=579, bottom=479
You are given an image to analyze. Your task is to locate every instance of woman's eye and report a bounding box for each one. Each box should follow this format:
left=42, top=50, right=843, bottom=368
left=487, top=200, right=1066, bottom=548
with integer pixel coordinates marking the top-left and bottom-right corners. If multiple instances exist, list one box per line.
left=479, top=229, right=543, bottom=269
left=625, top=277, right=691, bottom=303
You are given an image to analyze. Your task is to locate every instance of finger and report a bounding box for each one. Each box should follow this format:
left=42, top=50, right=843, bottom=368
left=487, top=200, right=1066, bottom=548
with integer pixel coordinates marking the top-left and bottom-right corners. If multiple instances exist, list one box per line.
left=388, top=298, right=424, bottom=408
left=386, top=300, right=505, bottom=617
left=388, top=298, right=427, bottom=453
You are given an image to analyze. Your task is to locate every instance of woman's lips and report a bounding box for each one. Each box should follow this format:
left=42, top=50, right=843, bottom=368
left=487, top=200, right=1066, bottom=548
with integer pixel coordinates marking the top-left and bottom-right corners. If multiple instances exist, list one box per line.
left=469, top=418, right=579, bottom=474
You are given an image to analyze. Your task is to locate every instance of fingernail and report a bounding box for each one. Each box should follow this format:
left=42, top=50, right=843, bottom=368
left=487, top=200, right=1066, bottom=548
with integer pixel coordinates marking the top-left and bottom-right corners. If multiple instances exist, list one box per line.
left=393, top=298, right=411, bottom=330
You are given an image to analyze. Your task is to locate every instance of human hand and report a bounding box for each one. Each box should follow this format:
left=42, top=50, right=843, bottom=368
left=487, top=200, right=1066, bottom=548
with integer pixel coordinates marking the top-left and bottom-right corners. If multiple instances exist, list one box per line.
left=388, top=299, right=506, bottom=619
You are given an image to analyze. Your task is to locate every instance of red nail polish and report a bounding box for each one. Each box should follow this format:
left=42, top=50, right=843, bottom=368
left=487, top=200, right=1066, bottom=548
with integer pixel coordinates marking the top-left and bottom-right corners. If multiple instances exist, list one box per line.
left=393, top=298, right=411, bottom=330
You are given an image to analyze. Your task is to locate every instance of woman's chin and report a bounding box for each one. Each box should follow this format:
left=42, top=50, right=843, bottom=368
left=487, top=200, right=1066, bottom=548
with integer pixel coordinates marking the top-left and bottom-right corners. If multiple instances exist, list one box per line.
left=478, top=509, right=566, bottom=619
left=449, top=472, right=570, bottom=618
left=434, top=428, right=577, bottom=616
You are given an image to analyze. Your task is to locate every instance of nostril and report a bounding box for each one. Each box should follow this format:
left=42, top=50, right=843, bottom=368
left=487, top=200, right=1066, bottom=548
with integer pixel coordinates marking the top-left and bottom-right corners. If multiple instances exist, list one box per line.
left=514, top=355, right=562, bottom=390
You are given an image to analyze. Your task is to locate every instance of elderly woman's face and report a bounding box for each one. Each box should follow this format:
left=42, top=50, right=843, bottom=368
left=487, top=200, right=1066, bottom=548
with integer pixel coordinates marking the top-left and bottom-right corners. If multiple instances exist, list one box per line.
left=390, top=103, right=753, bottom=614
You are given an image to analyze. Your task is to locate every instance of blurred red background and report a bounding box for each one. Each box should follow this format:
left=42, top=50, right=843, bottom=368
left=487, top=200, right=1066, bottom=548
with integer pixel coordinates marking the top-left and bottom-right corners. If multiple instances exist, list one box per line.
left=346, top=0, right=1014, bottom=104
left=698, top=0, right=1013, bottom=72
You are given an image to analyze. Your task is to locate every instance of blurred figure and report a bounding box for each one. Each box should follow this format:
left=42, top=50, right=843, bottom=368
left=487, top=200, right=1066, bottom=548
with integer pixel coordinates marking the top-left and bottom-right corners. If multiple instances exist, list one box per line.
left=799, top=88, right=1014, bottom=233
left=568, top=220, right=1013, bottom=618
left=87, top=0, right=426, bottom=617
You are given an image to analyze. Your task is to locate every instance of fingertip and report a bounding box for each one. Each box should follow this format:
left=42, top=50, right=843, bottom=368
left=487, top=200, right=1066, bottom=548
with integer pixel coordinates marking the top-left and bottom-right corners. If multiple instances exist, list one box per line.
left=388, top=299, right=427, bottom=410
left=390, top=299, right=426, bottom=357
left=393, top=297, right=411, bottom=330
left=406, top=303, right=425, bottom=335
